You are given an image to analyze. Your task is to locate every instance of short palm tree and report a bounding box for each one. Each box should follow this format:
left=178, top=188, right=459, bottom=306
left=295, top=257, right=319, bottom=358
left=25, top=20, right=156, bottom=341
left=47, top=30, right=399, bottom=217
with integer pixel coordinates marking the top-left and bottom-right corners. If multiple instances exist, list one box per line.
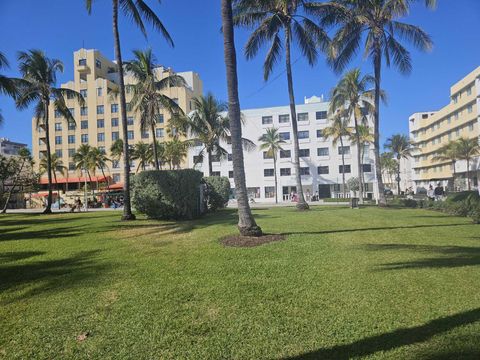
left=432, top=141, right=460, bottom=185
left=221, top=0, right=262, bottom=236
left=39, top=153, right=67, bottom=191
left=164, top=136, right=191, bottom=170
left=131, top=142, right=153, bottom=172
left=384, top=134, right=415, bottom=195
left=16, top=50, right=84, bottom=214
left=258, top=127, right=285, bottom=204
left=125, top=48, right=185, bottom=170
left=380, top=152, right=397, bottom=188
left=323, top=109, right=352, bottom=198
left=328, top=0, right=435, bottom=205
left=89, top=147, right=111, bottom=191
left=73, top=144, right=95, bottom=195
left=110, top=139, right=124, bottom=162
left=455, top=137, right=480, bottom=191
left=0, top=52, right=18, bottom=125
left=350, top=124, right=374, bottom=192
left=86, top=0, right=173, bottom=221
left=233, top=0, right=334, bottom=211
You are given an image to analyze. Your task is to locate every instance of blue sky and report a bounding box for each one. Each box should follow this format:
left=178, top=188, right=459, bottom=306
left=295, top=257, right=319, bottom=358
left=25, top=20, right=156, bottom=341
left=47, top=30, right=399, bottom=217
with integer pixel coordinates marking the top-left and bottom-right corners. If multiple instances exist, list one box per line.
left=1, top=0, right=479, bottom=148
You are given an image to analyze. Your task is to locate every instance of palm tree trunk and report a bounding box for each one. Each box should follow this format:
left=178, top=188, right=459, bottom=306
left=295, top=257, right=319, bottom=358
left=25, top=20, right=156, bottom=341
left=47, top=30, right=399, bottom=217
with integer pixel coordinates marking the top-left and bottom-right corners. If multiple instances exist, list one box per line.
left=273, top=154, right=278, bottom=204
left=221, top=0, right=262, bottom=236
left=113, top=0, right=135, bottom=220
left=452, top=160, right=456, bottom=190
left=373, top=48, right=387, bottom=206
left=43, top=99, right=53, bottom=214
left=1, top=158, right=26, bottom=213
left=361, top=145, right=367, bottom=197
left=207, top=149, right=213, bottom=176
left=151, top=123, right=159, bottom=170
left=340, top=137, right=346, bottom=198
left=53, top=171, right=61, bottom=209
left=467, top=158, right=471, bottom=191
left=397, top=156, right=401, bottom=196
left=285, top=25, right=308, bottom=211
left=353, top=113, right=363, bottom=203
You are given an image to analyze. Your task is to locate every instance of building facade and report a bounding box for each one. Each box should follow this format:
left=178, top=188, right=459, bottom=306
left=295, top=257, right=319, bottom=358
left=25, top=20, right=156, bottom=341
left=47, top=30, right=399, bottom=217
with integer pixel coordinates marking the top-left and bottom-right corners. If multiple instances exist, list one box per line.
left=409, top=66, right=480, bottom=191
left=0, top=137, right=27, bottom=157
left=188, top=97, right=377, bottom=202
left=32, top=48, right=203, bottom=185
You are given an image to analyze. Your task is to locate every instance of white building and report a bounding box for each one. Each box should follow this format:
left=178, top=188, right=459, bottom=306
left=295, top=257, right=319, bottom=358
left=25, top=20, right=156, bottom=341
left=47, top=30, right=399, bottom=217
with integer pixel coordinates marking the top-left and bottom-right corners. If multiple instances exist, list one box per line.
left=188, top=96, right=377, bottom=202
left=0, top=138, right=27, bottom=157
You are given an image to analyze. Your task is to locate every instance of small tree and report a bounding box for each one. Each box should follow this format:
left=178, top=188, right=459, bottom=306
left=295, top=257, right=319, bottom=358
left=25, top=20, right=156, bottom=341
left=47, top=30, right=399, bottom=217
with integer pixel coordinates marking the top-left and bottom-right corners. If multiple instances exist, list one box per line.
left=347, top=177, right=360, bottom=198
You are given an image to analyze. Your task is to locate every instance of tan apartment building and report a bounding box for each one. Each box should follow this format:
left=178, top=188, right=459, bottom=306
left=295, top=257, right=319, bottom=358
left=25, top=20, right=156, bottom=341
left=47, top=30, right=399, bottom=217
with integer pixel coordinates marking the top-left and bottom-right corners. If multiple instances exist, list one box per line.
left=32, top=48, right=203, bottom=188
left=409, top=66, right=480, bottom=191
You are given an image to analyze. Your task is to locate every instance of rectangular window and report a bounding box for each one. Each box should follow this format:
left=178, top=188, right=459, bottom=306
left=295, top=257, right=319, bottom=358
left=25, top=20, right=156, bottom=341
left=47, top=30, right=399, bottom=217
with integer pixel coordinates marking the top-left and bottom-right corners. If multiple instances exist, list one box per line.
left=97, top=119, right=104, bottom=128
left=279, top=132, right=290, bottom=141
left=80, top=89, right=87, bottom=98
left=280, top=168, right=291, bottom=176
left=54, top=109, right=62, bottom=118
left=69, top=162, right=75, bottom=171
left=67, top=92, right=74, bottom=100
left=211, top=171, right=221, bottom=177
left=81, top=134, right=88, bottom=143
left=280, top=150, right=291, bottom=158
left=263, top=151, right=273, bottom=159
left=81, top=120, right=88, bottom=129
left=316, top=129, right=324, bottom=138
left=156, top=114, right=164, bottom=124
left=97, top=105, right=104, bottom=114
left=228, top=153, right=232, bottom=161
left=127, top=117, right=134, bottom=126
left=55, top=123, right=62, bottom=131
left=211, top=154, right=221, bottom=162
left=126, top=102, right=132, bottom=112
left=297, top=112, right=309, bottom=121
left=362, top=164, right=372, bottom=173
left=112, top=160, right=120, bottom=169
left=262, top=116, right=273, bottom=125
left=193, top=155, right=202, bottom=164
left=265, top=186, right=275, bottom=198
left=468, top=105, right=473, bottom=114
left=141, top=131, right=149, bottom=139
left=68, top=108, right=75, bottom=117
left=279, top=114, right=290, bottom=123
left=111, top=118, right=119, bottom=127
left=317, top=147, right=329, bottom=156
left=156, top=128, right=164, bottom=138
left=264, top=168, right=274, bottom=177
left=80, top=107, right=88, bottom=116
left=97, top=87, right=103, bottom=96
left=127, top=131, right=134, bottom=140
left=316, top=111, right=327, bottom=120
left=78, top=58, right=87, bottom=66
left=111, top=104, right=119, bottom=113
left=68, top=148, right=75, bottom=157
left=317, top=166, right=329, bottom=175
left=339, top=165, right=351, bottom=174
left=97, top=133, right=105, bottom=142
left=55, top=136, right=62, bottom=145
left=112, top=132, right=119, bottom=141
left=68, top=135, right=75, bottom=144
left=469, top=123, right=474, bottom=131
left=98, top=146, right=105, bottom=154
left=95, top=59, right=102, bottom=69
left=338, top=146, right=350, bottom=155
left=467, top=87, right=472, bottom=96
left=300, top=167, right=310, bottom=175
left=113, top=174, right=121, bottom=183
left=298, top=130, right=309, bottom=139
left=299, top=149, right=310, bottom=157
left=229, top=171, right=234, bottom=179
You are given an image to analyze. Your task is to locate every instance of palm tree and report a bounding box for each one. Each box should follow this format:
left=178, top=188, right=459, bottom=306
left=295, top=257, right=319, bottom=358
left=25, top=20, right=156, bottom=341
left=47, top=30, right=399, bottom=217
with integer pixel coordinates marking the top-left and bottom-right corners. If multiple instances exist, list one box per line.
left=350, top=124, right=374, bottom=194
left=328, top=0, right=436, bottom=206
left=131, top=142, right=152, bottom=172
left=151, top=140, right=166, bottom=169
left=39, top=153, right=67, bottom=191
left=323, top=109, right=352, bottom=198
left=380, top=152, right=397, bottom=189
left=233, top=0, right=333, bottom=211
left=125, top=48, right=185, bottom=170
left=330, top=68, right=378, bottom=202
left=432, top=141, right=460, bottom=189
left=89, top=147, right=111, bottom=192
left=86, top=0, right=173, bottom=221
left=1, top=148, right=32, bottom=213
left=16, top=50, right=84, bottom=214
left=0, top=52, right=18, bottom=125
left=110, top=138, right=124, bottom=162
left=455, top=137, right=480, bottom=191
left=258, top=127, right=285, bottom=204
left=73, top=144, right=95, bottom=195
left=384, top=134, right=415, bottom=196
left=163, top=136, right=190, bottom=170
left=222, top=0, right=262, bottom=236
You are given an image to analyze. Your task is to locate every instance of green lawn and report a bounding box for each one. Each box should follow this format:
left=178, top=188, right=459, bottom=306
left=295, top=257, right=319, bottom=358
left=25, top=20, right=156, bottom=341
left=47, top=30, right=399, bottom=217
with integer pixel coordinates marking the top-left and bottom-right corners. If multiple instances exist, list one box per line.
left=1, top=206, right=480, bottom=359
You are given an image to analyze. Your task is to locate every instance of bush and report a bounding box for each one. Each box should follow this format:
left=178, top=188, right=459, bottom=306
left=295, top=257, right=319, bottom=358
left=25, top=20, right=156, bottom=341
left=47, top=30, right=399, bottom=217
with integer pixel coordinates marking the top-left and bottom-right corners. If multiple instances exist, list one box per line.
left=389, top=198, right=418, bottom=208
left=132, top=169, right=204, bottom=220
left=204, top=176, right=230, bottom=211
left=468, top=203, right=480, bottom=224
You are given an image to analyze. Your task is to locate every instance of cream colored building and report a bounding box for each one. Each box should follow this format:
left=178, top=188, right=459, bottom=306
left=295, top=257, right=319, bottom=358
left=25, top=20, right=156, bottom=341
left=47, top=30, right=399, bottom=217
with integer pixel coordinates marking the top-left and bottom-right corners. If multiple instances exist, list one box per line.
left=32, top=48, right=203, bottom=187
left=409, top=66, right=480, bottom=191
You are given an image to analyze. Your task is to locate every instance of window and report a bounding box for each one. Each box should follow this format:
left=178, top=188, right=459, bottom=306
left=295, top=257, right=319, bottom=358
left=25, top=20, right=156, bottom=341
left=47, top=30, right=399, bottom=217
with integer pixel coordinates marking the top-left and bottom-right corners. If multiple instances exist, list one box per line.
left=211, top=154, right=221, bottom=162
left=455, top=112, right=459, bottom=120
left=97, top=133, right=105, bottom=142
left=362, top=164, right=372, bottom=173
left=111, top=118, right=119, bottom=127
left=68, top=108, right=75, bottom=117
left=265, top=186, right=275, bottom=198
left=96, top=119, right=104, bottom=128
left=468, top=105, right=473, bottom=114
left=264, top=168, right=274, bottom=177
left=95, top=59, right=102, bottom=69
left=453, top=95, right=458, bottom=104
left=467, top=87, right=472, bottom=96
left=141, top=131, right=149, bottom=139
left=317, top=147, right=329, bottom=156
left=69, top=162, right=75, bottom=171
left=263, top=151, right=273, bottom=159
left=422, top=114, right=429, bottom=119
left=113, top=174, right=121, bottom=183
left=97, top=87, right=103, bottom=96
left=127, top=131, right=134, bottom=140
left=339, top=164, right=351, bottom=174
left=112, top=132, right=119, bottom=141
left=193, top=155, right=202, bottom=164
left=126, top=102, right=132, bottom=112
left=447, top=116, right=451, bottom=124
left=127, top=117, right=134, bottom=126
left=156, top=128, right=164, bottom=138
left=469, top=123, right=474, bottom=131
left=156, top=114, right=164, bottom=124
left=299, top=149, right=310, bottom=157
left=78, top=58, right=87, bottom=66
left=316, top=129, right=324, bottom=138
left=54, top=109, right=62, bottom=118
left=55, top=136, right=62, bottom=145
left=316, top=111, right=327, bottom=120
left=228, top=154, right=232, bottom=161
left=298, top=130, right=309, bottom=139
left=211, top=171, right=221, bottom=177
left=317, top=166, right=329, bottom=175
left=55, top=123, right=62, bottom=131
left=112, top=160, right=120, bottom=169
left=81, top=134, right=88, bottom=143
left=300, top=167, right=310, bottom=175
left=80, top=89, right=87, bottom=98
left=279, top=132, right=290, bottom=141
left=298, top=112, right=309, bottom=121
left=279, top=114, right=290, bottom=123
left=262, top=116, right=273, bottom=125
left=68, top=148, right=75, bottom=157
left=98, top=146, right=105, bottom=154
left=280, top=150, right=291, bottom=158
left=229, top=171, right=234, bottom=179
left=338, top=146, right=350, bottom=155
left=280, top=168, right=291, bottom=176
left=80, top=107, right=88, bottom=116
left=68, top=135, right=75, bottom=144
left=81, top=120, right=88, bottom=129
left=97, top=105, right=104, bottom=115
left=67, top=92, right=74, bottom=100
left=111, top=104, right=119, bottom=113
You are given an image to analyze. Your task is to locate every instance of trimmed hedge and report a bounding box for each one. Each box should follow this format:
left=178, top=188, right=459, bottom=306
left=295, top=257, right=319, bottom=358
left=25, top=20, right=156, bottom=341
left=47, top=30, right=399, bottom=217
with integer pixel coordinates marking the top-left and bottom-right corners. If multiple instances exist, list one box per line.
left=204, top=176, right=230, bottom=211
left=132, top=169, right=204, bottom=220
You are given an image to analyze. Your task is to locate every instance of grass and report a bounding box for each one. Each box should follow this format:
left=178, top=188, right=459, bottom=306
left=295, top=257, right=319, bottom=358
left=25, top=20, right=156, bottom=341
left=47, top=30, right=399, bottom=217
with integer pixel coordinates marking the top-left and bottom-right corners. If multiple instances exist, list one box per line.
left=1, top=206, right=480, bottom=359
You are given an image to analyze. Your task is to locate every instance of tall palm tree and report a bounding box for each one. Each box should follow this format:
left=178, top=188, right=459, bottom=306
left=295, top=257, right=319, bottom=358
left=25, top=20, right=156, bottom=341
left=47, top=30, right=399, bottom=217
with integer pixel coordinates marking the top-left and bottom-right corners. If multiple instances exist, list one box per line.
left=384, top=134, right=415, bottom=196
left=89, top=147, right=111, bottom=191
left=1, top=148, right=32, bottom=213
left=163, top=136, right=190, bottom=170
left=125, top=48, right=185, bottom=170
left=328, top=0, right=435, bottom=206
left=323, top=109, right=352, bottom=198
left=73, top=144, right=95, bottom=195
left=16, top=50, right=84, bottom=214
left=350, top=124, right=374, bottom=194
left=330, top=68, right=379, bottom=202
left=233, top=0, right=333, bottom=211
left=39, top=153, right=67, bottom=191
left=131, top=141, right=153, bottom=172
left=222, top=0, right=262, bottom=236
left=151, top=140, right=165, bottom=169
left=432, top=141, right=460, bottom=188
left=455, top=137, right=480, bottom=191
left=110, top=138, right=124, bottom=162
left=258, top=127, right=285, bottom=204
left=0, top=52, right=18, bottom=125
left=86, top=0, right=173, bottom=221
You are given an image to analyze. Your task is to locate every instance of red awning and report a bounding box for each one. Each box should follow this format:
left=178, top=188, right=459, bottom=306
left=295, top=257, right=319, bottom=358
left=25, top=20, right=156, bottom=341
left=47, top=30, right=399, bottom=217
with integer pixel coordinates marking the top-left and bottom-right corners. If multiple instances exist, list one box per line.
left=39, top=175, right=111, bottom=185
left=100, top=182, right=124, bottom=191
left=31, top=191, right=59, bottom=198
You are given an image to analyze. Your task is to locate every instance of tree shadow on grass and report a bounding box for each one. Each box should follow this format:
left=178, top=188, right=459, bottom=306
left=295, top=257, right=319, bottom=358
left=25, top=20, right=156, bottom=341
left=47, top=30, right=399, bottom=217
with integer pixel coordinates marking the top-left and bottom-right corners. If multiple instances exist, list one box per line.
left=0, top=226, right=85, bottom=242
left=0, top=213, right=114, bottom=228
left=0, top=251, right=45, bottom=263
left=0, top=250, right=109, bottom=303
left=363, top=244, right=480, bottom=270
left=283, top=308, right=480, bottom=360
